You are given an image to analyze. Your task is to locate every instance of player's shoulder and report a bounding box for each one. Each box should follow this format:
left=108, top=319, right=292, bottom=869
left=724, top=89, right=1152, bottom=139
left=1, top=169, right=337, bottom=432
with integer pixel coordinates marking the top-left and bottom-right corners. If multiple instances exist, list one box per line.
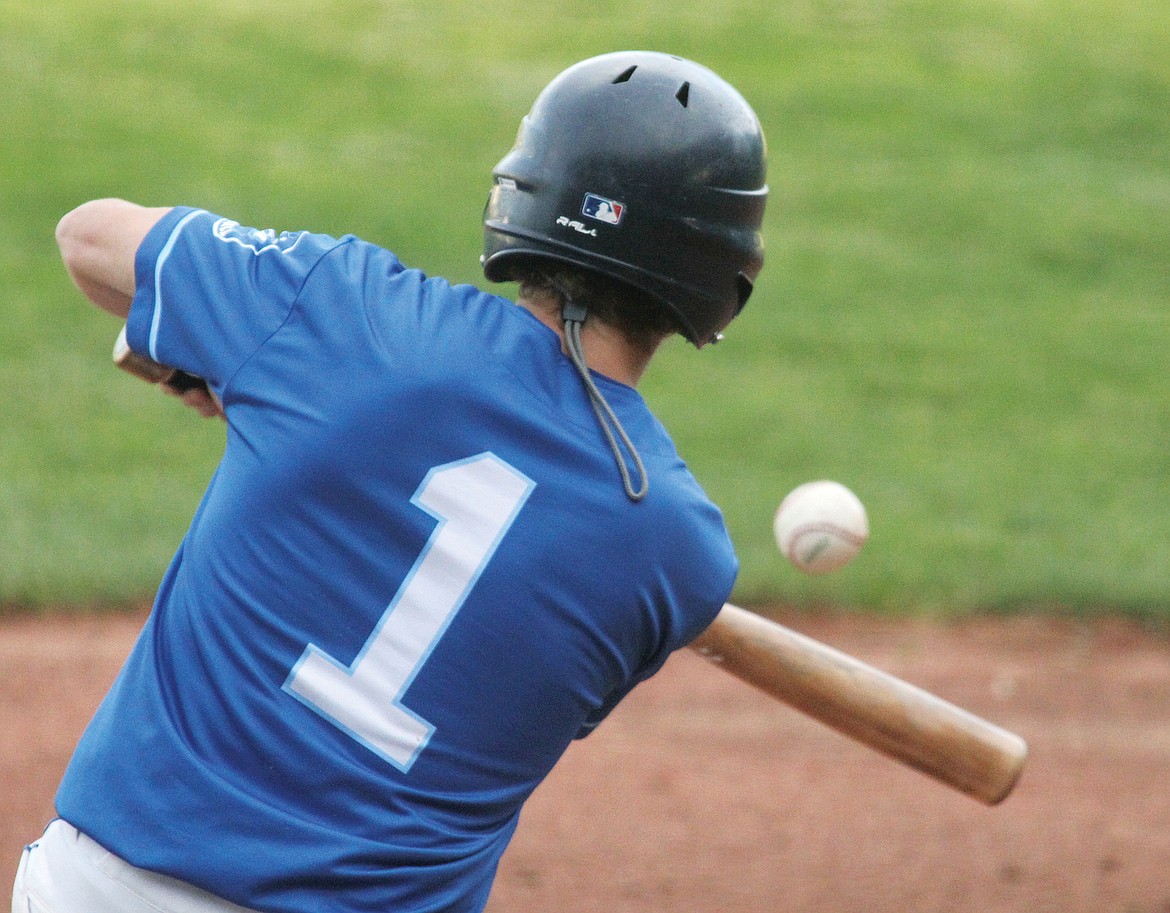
left=152, top=207, right=353, bottom=269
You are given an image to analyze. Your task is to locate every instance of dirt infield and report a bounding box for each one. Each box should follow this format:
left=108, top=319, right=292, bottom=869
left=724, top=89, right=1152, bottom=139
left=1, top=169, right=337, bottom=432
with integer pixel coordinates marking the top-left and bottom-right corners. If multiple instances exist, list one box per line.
left=3, top=607, right=1168, bottom=912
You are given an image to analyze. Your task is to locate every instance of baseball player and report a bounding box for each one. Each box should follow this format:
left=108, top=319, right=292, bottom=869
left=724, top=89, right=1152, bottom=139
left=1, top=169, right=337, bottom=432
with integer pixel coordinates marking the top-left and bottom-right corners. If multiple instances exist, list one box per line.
left=14, top=51, right=767, bottom=913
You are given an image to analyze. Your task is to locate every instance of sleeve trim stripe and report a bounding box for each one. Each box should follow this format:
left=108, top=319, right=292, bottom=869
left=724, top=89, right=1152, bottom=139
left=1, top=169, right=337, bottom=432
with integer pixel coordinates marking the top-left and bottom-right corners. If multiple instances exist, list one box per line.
left=148, top=208, right=207, bottom=361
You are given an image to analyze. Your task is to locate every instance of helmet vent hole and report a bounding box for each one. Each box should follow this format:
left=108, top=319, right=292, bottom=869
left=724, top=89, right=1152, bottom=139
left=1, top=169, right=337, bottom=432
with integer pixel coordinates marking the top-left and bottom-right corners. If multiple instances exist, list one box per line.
left=613, top=66, right=637, bottom=84
left=675, top=82, right=691, bottom=107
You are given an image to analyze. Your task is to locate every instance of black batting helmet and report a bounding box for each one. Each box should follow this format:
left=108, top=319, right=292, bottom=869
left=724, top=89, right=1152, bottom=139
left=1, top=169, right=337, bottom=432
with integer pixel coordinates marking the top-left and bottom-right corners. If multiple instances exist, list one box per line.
left=482, top=51, right=768, bottom=346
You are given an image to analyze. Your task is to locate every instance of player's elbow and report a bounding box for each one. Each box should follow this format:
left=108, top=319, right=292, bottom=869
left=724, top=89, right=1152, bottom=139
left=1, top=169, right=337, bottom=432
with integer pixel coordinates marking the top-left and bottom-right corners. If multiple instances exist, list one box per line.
left=55, top=205, right=85, bottom=266
left=55, top=198, right=126, bottom=265
left=55, top=198, right=160, bottom=317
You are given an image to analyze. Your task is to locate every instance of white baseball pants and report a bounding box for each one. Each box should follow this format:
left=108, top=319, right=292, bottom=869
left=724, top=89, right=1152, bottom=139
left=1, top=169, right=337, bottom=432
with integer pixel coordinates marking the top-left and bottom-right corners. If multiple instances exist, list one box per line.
left=12, top=820, right=256, bottom=913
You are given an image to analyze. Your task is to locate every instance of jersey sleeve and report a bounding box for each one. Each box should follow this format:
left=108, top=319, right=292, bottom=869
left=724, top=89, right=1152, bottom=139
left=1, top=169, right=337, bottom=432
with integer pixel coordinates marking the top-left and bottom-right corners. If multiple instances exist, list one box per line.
left=125, top=207, right=346, bottom=393
left=575, top=491, right=738, bottom=738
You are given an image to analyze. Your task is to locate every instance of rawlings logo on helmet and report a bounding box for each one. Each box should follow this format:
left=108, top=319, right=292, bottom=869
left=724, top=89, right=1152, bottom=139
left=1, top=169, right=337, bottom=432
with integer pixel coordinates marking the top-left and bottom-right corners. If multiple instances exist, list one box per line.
left=556, top=216, right=598, bottom=237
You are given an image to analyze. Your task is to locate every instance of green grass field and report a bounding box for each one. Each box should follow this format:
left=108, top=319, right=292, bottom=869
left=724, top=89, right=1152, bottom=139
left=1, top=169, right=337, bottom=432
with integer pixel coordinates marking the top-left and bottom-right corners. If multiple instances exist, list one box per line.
left=1, top=0, right=1167, bottom=615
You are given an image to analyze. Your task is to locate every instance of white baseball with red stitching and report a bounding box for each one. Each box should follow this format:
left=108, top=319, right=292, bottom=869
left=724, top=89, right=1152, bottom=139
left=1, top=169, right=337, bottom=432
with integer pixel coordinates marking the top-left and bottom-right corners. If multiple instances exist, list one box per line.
left=773, top=480, right=869, bottom=575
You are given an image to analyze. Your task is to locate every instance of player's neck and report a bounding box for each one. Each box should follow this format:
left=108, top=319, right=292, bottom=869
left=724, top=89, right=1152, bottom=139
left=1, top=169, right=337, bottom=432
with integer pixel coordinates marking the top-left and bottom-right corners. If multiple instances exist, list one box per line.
left=518, top=300, right=653, bottom=387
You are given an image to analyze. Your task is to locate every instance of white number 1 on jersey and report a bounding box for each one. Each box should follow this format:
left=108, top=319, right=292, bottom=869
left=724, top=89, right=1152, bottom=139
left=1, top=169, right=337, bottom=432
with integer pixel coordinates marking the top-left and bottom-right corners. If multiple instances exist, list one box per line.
left=283, top=453, right=534, bottom=772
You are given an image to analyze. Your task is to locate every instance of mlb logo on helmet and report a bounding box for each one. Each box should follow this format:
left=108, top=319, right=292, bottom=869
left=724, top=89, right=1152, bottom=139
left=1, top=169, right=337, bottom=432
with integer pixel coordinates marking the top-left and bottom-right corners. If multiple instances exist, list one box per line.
left=581, top=193, right=624, bottom=225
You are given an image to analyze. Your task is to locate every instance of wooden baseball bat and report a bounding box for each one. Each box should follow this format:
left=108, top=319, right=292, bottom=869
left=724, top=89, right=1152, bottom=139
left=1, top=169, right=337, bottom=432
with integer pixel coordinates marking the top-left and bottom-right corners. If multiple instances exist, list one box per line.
left=690, top=603, right=1027, bottom=805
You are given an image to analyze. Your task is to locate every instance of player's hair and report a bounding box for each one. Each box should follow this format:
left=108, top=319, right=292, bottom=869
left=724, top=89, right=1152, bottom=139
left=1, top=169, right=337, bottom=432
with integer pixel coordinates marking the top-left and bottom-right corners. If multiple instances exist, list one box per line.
left=516, top=266, right=682, bottom=356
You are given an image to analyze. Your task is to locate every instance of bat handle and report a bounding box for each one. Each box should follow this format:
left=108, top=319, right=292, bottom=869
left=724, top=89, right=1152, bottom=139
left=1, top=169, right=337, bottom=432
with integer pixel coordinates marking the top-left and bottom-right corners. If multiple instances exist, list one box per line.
left=112, top=326, right=210, bottom=394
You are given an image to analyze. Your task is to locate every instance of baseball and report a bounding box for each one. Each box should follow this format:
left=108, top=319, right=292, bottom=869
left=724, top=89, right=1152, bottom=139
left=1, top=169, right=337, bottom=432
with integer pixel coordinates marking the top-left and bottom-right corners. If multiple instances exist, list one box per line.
left=773, top=480, right=869, bottom=575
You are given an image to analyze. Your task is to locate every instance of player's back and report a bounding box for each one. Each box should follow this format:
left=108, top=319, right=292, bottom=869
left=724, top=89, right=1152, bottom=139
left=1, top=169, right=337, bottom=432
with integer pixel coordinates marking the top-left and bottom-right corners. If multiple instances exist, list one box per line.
left=58, top=231, right=736, bottom=913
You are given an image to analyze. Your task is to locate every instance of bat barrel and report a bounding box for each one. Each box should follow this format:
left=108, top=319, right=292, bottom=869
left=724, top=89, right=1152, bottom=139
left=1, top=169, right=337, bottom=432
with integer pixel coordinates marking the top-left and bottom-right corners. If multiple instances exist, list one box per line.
left=690, top=604, right=1027, bottom=805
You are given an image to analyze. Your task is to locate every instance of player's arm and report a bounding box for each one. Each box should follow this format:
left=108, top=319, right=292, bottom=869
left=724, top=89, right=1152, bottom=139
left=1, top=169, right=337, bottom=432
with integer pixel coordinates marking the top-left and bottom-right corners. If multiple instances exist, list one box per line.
left=56, top=198, right=173, bottom=318
left=57, top=199, right=224, bottom=419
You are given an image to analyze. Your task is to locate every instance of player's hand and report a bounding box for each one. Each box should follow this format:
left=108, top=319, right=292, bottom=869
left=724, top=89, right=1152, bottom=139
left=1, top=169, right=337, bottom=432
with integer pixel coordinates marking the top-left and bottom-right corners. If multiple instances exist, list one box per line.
left=160, top=372, right=225, bottom=420
left=112, top=326, right=224, bottom=420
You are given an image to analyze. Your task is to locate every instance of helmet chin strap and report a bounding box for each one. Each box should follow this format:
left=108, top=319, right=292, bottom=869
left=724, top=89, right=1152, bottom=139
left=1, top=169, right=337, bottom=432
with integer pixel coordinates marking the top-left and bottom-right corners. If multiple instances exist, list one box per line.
left=560, top=296, right=649, bottom=502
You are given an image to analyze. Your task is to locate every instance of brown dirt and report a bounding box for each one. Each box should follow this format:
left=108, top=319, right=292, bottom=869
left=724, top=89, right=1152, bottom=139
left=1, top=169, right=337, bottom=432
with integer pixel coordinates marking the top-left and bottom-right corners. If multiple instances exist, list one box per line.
left=3, top=607, right=1169, bottom=913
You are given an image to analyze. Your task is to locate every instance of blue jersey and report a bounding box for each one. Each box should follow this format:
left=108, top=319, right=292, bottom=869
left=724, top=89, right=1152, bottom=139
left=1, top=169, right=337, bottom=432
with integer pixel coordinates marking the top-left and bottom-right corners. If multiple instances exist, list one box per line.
left=56, top=207, right=737, bottom=913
